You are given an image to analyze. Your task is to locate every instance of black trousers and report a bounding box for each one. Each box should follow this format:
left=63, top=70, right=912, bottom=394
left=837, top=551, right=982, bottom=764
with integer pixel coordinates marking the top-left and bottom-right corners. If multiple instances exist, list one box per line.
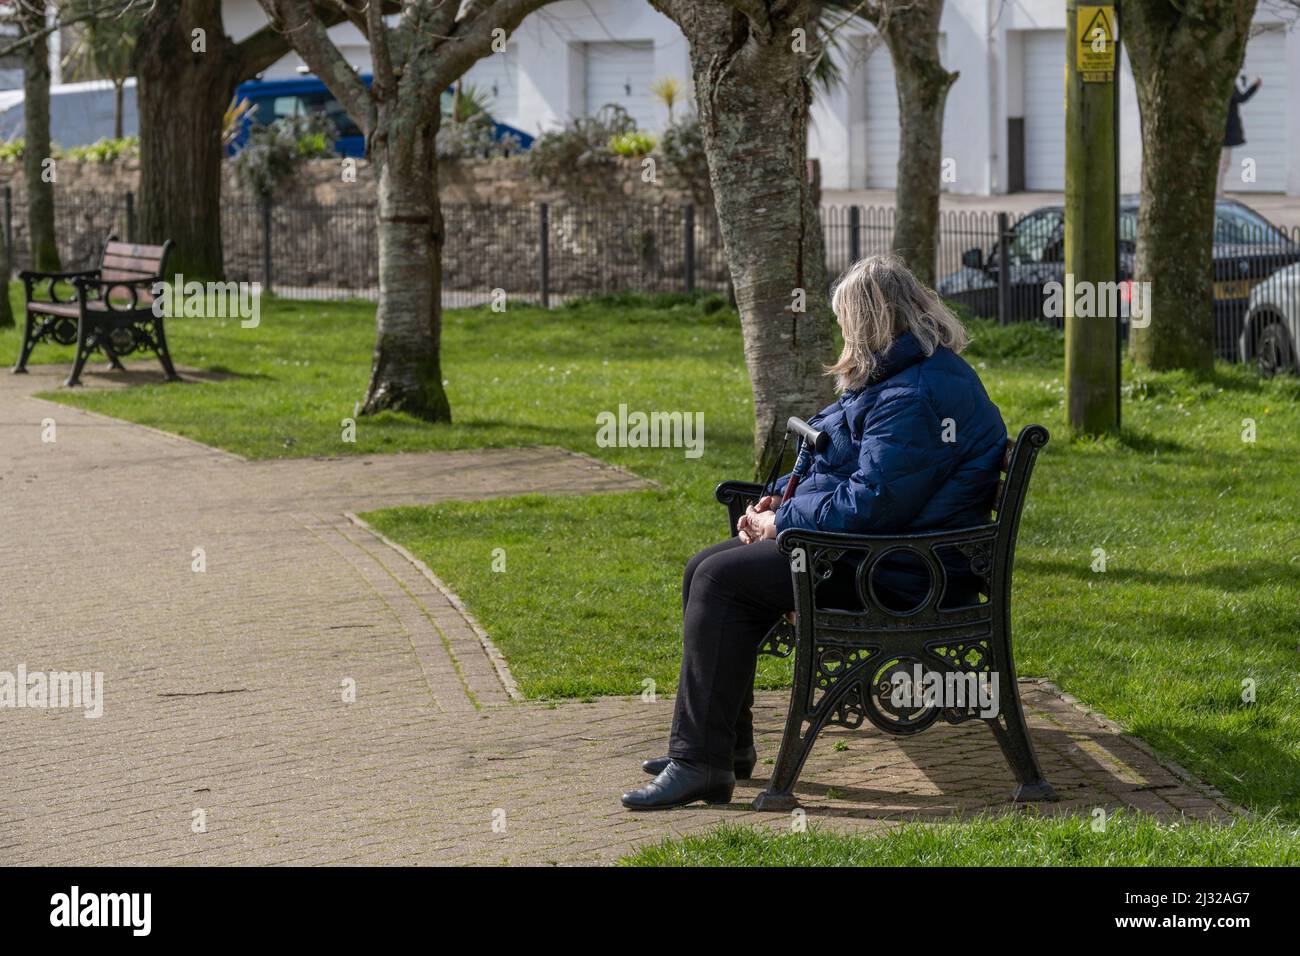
left=667, top=538, right=795, bottom=771
left=668, top=537, right=865, bottom=769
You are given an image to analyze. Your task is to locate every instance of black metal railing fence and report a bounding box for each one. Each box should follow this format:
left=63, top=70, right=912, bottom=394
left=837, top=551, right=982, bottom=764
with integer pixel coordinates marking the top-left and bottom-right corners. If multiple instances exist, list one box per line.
left=6, top=186, right=1299, bottom=365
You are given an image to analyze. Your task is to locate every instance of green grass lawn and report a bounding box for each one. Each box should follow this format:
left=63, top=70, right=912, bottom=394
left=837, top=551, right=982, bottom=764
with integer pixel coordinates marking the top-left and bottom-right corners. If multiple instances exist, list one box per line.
left=622, top=813, right=1300, bottom=866
left=8, top=288, right=1300, bottom=823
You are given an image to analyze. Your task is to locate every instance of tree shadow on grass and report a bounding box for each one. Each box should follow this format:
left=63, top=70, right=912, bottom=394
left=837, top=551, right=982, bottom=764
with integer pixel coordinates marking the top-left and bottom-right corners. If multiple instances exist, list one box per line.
left=199, top=365, right=275, bottom=382
left=1016, top=557, right=1300, bottom=592
left=1115, top=428, right=1188, bottom=455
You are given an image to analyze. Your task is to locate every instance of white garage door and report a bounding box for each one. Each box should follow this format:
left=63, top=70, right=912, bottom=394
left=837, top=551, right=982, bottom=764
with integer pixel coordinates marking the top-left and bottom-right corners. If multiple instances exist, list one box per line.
left=1023, top=30, right=1065, bottom=191
left=585, top=41, right=656, bottom=130
left=863, top=41, right=899, bottom=188
left=859, top=36, right=956, bottom=189
left=1231, top=29, right=1286, bottom=193
left=461, top=44, right=519, bottom=125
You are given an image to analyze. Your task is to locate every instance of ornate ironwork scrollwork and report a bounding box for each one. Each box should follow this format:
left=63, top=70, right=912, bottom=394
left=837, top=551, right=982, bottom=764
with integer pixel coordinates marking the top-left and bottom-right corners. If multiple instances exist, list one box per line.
left=956, top=541, right=993, bottom=581
left=814, top=644, right=880, bottom=729
left=809, top=547, right=844, bottom=584
left=757, top=619, right=794, bottom=658
left=108, top=325, right=140, bottom=356
left=828, top=680, right=867, bottom=729
left=861, top=656, right=941, bottom=735
left=51, top=317, right=79, bottom=346
left=929, top=639, right=995, bottom=724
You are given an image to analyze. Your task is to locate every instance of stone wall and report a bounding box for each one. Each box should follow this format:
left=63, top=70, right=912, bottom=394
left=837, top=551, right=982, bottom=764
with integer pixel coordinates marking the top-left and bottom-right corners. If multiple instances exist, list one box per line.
left=1, top=156, right=725, bottom=297
left=0, top=155, right=702, bottom=207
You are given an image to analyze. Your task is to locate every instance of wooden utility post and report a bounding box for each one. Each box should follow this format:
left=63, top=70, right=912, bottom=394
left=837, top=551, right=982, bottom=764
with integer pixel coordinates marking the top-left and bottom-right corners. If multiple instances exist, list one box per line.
left=1064, top=1, right=1121, bottom=434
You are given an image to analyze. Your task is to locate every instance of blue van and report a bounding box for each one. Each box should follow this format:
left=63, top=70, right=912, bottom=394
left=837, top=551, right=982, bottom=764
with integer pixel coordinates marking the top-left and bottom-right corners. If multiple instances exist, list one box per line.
left=227, top=75, right=533, bottom=158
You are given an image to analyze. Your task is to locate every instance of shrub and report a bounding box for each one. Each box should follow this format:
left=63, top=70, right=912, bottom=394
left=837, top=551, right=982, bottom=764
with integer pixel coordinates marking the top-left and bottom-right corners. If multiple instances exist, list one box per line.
left=526, top=104, right=637, bottom=184
left=0, top=138, right=23, bottom=162
left=608, top=130, right=656, bottom=157
left=231, top=113, right=337, bottom=195
left=438, top=112, right=522, bottom=160
left=63, top=136, right=140, bottom=163
left=657, top=112, right=711, bottom=205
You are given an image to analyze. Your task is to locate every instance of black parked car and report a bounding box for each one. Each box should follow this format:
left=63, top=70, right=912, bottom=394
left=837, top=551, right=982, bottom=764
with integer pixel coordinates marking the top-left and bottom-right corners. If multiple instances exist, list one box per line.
left=935, top=198, right=1300, bottom=359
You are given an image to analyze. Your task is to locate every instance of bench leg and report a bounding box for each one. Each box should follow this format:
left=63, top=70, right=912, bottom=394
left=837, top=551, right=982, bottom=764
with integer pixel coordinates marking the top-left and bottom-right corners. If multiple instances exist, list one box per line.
left=12, top=311, right=37, bottom=373
left=752, top=635, right=821, bottom=812
left=65, top=319, right=94, bottom=387
left=153, top=317, right=180, bottom=382
left=985, top=681, right=1058, bottom=802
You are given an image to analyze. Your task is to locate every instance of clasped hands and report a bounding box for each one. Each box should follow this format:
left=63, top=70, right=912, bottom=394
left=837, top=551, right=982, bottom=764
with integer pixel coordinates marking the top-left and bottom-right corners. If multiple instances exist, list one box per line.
left=736, top=495, right=779, bottom=544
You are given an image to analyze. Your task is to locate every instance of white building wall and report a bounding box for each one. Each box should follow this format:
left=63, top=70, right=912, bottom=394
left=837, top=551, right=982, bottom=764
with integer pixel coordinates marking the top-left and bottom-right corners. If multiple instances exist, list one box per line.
left=224, top=0, right=691, bottom=137
left=220, top=0, right=1297, bottom=197
left=505, top=2, right=691, bottom=136
left=1289, top=23, right=1300, bottom=197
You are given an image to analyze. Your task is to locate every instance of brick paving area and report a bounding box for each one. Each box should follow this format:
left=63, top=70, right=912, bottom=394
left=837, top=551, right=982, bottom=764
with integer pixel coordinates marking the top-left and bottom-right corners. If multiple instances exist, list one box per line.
left=0, top=365, right=1235, bottom=866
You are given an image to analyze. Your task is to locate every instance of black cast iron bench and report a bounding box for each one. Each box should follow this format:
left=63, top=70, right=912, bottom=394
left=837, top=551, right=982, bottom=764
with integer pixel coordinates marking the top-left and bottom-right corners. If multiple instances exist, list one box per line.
left=12, top=235, right=179, bottom=386
left=715, top=423, right=1056, bottom=810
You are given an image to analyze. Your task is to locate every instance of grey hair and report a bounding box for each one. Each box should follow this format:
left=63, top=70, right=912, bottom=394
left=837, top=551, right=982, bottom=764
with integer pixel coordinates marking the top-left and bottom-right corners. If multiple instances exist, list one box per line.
left=826, top=254, right=969, bottom=392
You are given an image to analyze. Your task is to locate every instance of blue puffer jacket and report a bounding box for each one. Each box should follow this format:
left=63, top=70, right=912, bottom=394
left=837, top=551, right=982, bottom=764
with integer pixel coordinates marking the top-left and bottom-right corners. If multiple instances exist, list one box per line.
left=775, top=331, right=1007, bottom=605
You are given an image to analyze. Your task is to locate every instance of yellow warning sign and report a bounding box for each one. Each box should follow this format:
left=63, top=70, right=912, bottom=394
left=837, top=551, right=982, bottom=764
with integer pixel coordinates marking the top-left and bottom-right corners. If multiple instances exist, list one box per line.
left=1077, top=5, right=1116, bottom=83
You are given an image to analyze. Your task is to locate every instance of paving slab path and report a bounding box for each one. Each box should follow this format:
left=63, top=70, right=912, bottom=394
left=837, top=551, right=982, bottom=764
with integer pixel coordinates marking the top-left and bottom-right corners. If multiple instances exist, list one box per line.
left=0, top=365, right=1235, bottom=866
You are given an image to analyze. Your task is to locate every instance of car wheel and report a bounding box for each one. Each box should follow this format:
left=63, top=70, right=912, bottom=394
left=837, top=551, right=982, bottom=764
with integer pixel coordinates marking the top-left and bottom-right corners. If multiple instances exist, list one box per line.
left=1256, top=322, right=1295, bottom=378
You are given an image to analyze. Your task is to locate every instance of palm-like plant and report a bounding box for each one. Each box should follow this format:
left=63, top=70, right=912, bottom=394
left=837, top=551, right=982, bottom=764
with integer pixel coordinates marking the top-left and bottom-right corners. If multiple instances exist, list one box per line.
left=650, top=75, right=682, bottom=123
left=61, top=1, right=144, bottom=139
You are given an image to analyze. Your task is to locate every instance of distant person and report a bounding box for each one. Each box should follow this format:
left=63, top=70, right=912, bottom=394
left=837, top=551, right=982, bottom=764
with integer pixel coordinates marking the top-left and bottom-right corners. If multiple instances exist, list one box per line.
left=1219, top=74, right=1262, bottom=195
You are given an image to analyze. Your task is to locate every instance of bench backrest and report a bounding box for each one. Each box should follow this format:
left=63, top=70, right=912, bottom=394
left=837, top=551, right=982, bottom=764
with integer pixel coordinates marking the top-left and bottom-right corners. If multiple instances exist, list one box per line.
left=98, top=236, right=173, bottom=304
left=993, top=424, right=1049, bottom=536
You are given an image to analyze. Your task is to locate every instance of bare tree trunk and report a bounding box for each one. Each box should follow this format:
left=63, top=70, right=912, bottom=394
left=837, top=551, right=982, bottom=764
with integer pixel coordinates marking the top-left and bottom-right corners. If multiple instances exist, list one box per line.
left=365, top=109, right=452, bottom=421
left=1125, top=0, right=1257, bottom=371
left=21, top=0, right=60, bottom=272
left=257, top=0, right=553, bottom=425
left=875, top=0, right=955, bottom=286
left=133, top=0, right=237, bottom=279
left=113, top=80, right=124, bottom=140
left=652, top=0, right=836, bottom=477
left=132, top=0, right=306, bottom=279
left=0, top=215, right=13, bottom=327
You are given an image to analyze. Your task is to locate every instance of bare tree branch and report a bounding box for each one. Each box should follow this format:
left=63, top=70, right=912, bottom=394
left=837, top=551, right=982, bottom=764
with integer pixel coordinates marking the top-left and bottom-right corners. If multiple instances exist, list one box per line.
left=0, top=0, right=148, bottom=60
left=366, top=0, right=396, bottom=96
left=257, top=0, right=375, bottom=130
left=431, top=0, right=556, bottom=84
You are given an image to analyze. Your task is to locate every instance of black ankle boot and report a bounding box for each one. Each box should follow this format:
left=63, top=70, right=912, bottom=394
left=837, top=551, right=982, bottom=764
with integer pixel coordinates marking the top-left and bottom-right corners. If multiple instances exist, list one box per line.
left=642, top=744, right=757, bottom=780
left=621, top=759, right=736, bottom=811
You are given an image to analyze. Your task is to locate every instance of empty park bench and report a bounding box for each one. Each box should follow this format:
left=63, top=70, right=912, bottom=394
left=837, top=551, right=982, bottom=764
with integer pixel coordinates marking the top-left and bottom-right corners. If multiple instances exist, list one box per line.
left=12, top=235, right=178, bottom=387
left=715, top=423, right=1057, bottom=810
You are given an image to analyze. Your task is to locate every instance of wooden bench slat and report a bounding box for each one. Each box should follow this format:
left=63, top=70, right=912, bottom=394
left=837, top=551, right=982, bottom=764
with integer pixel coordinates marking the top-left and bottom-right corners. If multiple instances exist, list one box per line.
left=101, top=268, right=157, bottom=282
left=104, top=241, right=167, bottom=259
left=28, top=301, right=81, bottom=318
left=102, top=255, right=165, bottom=273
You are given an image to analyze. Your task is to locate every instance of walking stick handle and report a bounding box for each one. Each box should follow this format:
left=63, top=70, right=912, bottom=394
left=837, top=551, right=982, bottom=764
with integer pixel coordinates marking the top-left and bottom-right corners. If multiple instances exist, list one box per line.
left=787, top=417, right=829, bottom=453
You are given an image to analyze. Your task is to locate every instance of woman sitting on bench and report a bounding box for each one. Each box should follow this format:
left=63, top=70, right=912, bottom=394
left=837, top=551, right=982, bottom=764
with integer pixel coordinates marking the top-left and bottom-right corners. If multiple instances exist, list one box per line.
left=622, top=254, right=1008, bottom=811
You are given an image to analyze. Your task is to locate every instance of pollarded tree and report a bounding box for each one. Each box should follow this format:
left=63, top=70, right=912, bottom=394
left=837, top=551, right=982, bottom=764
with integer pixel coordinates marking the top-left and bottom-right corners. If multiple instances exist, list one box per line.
left=256, top=0, right=557, bottom=422
left=1125, top=0, right=1258, bottom=371
left=130, top=0, right=336, bottom=279
left=61, top=0, right=144, bottom=139
left=649, top=0, right=838, bottom=477
left=858, top=0, right=955, bottom=287
left=14, top=0, right=60, bottom=271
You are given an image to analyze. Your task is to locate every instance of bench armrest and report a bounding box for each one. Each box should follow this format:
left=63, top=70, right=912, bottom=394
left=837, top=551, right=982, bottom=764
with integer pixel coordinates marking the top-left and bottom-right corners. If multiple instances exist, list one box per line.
left=75, top=276, right=160, bottom=311
left=20, top=269, right=102, bottom=306
left=776, top=523, right=998, bottom=557
left=20, top=269, right=101, bottom=305
left=714, top=480, right=764, bottom=505
left=715, top=480, right=765, bottom=537
left=19, top=268, right=100, bottom=282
